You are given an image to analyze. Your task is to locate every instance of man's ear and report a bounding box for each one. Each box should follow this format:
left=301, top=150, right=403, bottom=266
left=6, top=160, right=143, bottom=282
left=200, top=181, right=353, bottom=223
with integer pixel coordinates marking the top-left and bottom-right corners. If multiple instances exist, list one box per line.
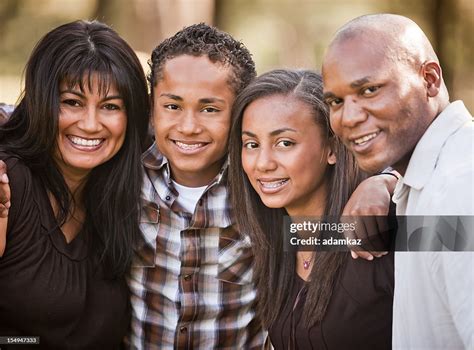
left=421, top=61, right=442, bottom=97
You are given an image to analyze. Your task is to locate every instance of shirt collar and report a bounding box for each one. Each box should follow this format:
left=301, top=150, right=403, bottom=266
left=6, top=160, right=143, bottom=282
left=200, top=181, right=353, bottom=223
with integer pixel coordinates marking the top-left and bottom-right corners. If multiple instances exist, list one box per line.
left=402, top=100, right=471, bottom=190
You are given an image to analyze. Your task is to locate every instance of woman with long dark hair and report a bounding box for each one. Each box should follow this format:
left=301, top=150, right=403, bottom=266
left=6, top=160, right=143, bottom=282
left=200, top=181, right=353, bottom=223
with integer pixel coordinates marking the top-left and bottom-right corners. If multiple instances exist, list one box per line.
left=229, top=69, right=393, bottom=349
left=0, top=20, right=149, bottom=348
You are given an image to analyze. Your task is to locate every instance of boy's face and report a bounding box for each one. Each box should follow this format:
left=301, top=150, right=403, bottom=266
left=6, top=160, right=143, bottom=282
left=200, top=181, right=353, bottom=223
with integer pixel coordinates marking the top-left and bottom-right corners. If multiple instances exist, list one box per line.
left=152, top=55, right=235, bottom=187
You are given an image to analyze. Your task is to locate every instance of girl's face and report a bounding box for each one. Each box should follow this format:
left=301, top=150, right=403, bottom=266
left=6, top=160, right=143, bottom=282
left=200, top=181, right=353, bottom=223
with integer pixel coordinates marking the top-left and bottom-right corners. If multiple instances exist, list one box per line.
left=241, top=94, right=336, bottom=216
left=54, top=74, right=127, bottom=181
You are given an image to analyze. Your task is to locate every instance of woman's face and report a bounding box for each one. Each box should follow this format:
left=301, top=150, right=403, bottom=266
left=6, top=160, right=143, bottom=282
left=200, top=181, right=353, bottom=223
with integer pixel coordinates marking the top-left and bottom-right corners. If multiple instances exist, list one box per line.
left=54, top=74, right=127, bottom=180
left=241, top=94, right=335, bottom=216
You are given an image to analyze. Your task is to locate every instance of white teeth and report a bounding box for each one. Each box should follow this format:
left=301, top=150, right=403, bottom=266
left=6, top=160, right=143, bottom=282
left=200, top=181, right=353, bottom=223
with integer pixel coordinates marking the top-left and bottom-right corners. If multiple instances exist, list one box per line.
left=69, top=136, right=102, bottom=147
left=259, top=179, right=288, bottom=188
left=175, top=141, right=205, bottom=150
left=354, top=132, right=378, bottom=145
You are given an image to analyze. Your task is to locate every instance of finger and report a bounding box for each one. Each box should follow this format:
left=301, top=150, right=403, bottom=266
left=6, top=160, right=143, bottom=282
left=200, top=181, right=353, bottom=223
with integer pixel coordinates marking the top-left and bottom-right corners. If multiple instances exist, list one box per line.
left=363, top=216, right=388, bottom=257
left=0, top=160, right=8, bottom=184
left=0, top=216, right=7, bottom=257
left=0, top=183, right=11, bottom=206
left=344, top=216, right=374, bottom=260
left=0, top=173, right=8, bottom=184
left=355, top=217, right=380, bottom=254
left=352, top=250, right=374, bottom=260
left=0, top=201, right=10, bottom=209
left=0, top=208, right=8, bottom=218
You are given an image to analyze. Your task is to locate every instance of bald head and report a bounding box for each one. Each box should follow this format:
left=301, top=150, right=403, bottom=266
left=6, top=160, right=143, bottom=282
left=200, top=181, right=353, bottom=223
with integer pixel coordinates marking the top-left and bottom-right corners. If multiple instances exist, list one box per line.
left=328, top=14, right=438, bottom=70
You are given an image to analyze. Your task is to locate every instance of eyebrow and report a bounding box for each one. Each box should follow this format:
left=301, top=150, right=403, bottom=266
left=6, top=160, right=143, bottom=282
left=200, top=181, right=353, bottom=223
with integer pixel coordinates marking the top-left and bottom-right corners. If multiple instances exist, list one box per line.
left=60, top=89, right=122, bottom=101
left=322, top=91, right=336, bottom=101
left=159, top=93, right=182, bottom=101
left=199, top=97, right=226, bottom=104
left=322, top=76, right=373, bottom=100
left=242, top=128, right=297, bottom=138
left=350, top=77, right=371, bottom=88
left=158, top=94, right=226, bottom=105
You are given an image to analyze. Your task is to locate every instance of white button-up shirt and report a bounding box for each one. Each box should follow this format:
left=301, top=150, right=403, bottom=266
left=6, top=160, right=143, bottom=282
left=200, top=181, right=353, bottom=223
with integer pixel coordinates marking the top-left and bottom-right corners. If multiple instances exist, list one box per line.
left=392, top=101, right=473, bottom=349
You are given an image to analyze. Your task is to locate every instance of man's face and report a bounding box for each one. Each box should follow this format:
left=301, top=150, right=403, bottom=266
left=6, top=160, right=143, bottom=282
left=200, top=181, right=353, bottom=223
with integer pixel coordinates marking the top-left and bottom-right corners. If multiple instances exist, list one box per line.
left=152, top=55, right=235, bottom=187
left=322, top=37, right=431, bottom=174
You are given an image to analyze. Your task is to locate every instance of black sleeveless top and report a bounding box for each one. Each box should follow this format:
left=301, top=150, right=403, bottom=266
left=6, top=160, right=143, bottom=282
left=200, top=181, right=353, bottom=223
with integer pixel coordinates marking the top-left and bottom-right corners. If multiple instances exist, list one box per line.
left=269, top=252, right=394, bottom=350
left=0, top=154, right=130, bottom=349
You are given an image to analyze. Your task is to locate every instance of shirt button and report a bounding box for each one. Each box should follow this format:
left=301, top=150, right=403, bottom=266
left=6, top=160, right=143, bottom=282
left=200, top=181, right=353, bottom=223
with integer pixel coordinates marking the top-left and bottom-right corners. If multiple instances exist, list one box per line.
left=179, top=326, right=187, bottom=333
left=183, top=274, right=192, bottom=281
left=165, top=195, right=171, bottom=200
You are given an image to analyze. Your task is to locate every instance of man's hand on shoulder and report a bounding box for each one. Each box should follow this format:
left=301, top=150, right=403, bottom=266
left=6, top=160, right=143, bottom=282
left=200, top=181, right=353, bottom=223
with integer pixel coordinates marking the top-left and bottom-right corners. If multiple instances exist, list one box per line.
left=342, top=173, right=398, bottom=260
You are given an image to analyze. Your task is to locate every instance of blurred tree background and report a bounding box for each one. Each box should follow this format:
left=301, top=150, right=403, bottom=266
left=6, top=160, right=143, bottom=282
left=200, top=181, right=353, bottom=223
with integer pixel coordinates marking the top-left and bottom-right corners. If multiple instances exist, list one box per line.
left=0, top=0, right=472, bottom=110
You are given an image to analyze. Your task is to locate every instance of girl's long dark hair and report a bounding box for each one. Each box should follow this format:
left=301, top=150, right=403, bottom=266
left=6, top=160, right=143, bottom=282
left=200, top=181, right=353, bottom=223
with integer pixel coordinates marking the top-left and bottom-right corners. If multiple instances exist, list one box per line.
left=229, top=69, right=366, bottom=328
left=0, top=20, right=150, bottom=278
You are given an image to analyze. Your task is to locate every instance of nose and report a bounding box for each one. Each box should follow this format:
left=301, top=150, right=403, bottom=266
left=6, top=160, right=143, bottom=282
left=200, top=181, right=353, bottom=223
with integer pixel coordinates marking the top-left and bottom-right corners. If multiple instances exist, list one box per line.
left=177, top=110, right=202, bottom=135
left=341, top=98, right=367, bottom=128
left=78, top=106, right=102, bottom=133
left=255, top=146, right=277, bottom=173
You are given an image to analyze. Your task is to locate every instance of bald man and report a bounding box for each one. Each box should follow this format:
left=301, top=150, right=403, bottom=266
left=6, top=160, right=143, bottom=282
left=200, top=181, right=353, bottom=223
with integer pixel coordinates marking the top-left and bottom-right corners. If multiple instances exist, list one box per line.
left=322, top=14, right=473, bottom=350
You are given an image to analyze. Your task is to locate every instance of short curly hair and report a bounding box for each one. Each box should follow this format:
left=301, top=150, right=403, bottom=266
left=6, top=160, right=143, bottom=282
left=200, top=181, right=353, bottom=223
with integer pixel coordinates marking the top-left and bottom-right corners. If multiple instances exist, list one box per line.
left=148, top=23, right=256, bottom=97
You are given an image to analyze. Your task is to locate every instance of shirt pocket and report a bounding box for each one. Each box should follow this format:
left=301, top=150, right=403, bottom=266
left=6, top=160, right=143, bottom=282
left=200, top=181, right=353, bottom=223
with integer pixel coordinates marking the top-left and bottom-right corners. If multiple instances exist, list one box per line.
left=133, top=199, right=160, bottom=267
left=217, top=226, right=254, bottom=286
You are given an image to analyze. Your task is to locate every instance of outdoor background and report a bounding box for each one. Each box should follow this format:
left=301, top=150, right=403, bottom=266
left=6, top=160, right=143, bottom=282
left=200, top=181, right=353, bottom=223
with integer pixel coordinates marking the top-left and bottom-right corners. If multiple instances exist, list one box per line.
left=0, top=0, right=472, bottom=110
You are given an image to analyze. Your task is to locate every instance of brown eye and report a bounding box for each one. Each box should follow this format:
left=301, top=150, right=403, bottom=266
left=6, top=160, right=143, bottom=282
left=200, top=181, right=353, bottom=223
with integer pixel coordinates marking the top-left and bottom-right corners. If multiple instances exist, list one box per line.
left=202, top=106, right=220, bottom=113
left=276, top=140, right=294, bottom=147
left=243, top=141, right=258, bottom=149
left=327, top=98, right=343, bottom=107
left=103, top=103, right=121, bottom=111
left=362, top=86, right=380, bottom=96
left=164, top=104, right=179, bottom=110
left=62, top=99, right=81, bottom=107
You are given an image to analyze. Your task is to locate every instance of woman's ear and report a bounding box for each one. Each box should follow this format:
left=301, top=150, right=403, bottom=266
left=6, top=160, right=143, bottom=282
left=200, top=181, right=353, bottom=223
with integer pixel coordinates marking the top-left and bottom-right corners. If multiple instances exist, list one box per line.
left=327, top=138, right=337, bottom=165
left=327, top=150, right=336, bottom=165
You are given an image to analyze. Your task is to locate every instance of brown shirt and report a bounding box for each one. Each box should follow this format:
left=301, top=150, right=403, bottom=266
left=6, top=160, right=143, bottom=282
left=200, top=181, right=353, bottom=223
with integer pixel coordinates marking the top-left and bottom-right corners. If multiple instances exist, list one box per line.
left=269, top=252, right=394, bottom=350
left=0, top=154, right=130, bottom=349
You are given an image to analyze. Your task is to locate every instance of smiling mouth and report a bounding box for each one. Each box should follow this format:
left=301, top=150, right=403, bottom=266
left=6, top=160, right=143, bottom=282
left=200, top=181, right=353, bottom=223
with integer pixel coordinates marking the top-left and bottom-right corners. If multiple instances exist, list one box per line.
left=172, top=140, right=209, bottom=151
left=353, top=132, right=379, bottom=146
left=68, top=136, right=104, bottom=147
left=258, top=179, right=289, bottom=189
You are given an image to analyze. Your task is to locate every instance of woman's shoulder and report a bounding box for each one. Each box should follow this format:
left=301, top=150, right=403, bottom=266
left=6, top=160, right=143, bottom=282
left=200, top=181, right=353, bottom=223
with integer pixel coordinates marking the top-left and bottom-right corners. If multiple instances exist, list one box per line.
left=0, top=151, right=28, bottom=174
left=341, top=251, right=394, bottom=295
left=0, top=151, right=37, bottom=185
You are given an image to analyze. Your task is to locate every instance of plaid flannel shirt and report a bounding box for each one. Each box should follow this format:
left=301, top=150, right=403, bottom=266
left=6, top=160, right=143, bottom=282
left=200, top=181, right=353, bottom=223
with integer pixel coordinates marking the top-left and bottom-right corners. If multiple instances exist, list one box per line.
left=127, top=143, right=266, bottom=349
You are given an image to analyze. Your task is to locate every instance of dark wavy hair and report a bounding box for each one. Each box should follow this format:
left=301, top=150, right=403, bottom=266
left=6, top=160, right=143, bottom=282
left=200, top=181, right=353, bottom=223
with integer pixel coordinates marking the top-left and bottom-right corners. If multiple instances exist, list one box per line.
left=148, top=23, right=256, bottom=101
left=0, top=20, right=150, bottom=278
left=229, top=69, right=366, bottom=328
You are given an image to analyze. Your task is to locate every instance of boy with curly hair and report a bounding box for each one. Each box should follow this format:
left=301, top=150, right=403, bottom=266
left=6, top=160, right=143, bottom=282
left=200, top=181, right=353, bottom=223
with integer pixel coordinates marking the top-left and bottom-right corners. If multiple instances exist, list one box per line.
left=128, top=24, right=265, bottom=349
